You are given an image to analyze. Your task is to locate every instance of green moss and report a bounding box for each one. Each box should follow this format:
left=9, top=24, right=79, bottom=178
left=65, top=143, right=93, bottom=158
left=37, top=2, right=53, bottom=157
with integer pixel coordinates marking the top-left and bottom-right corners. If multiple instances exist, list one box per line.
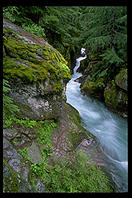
left=59, top=63, right=71, bottom=79
left=81, top=81, right=98, bottom=95
left=3, top=159, right=33, bottom=192
left=3, top=37, right=70, bottom=85
left=12, top=137, right=21, bottom=145
left=52, top=82, right=63, bottom=93
left=104, top=83, right=118, bottom=108
left=115, top=68, right=127, bottom=91
left=121, top=91, right=128, bottom=104
left=115, top=68, right=127, bottom=81
left=66, top=104, right=95, bottom=148
left=16, top=102, right=32, bottom=113
left=3, top=159, right=19, bottom=192
left=3, top=25, right=71, bottom=96
left=42, top=45, right=67, bottom=65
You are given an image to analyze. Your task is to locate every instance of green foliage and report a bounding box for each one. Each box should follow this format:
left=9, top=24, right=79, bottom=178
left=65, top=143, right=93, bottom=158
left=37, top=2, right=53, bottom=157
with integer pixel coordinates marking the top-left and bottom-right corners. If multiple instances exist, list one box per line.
left=30, top=161, right=47, bottom=177
left=18, top=147, right=30, bottom=163
left=3, top=103, right=113, bottom=192
left=79, top=6, right=127, bottom=83
left=36, top=121, right=56, bottom=156
left=3, top=79, right=19, bottom=123
left=11, top=116, right=113, bottom=192
left=3, top=6, right=82, bottom=57
left=3, top=6, right=20, bottom=22
left=3, top=6, right=127, bottom=85
left=29, top=149, right=113, bottom=192
left=22, top=23, right=46, bottom=38
left=12, top=117, right=38, bottom=128
left=3, top=33, right=70, bottom=88
left=100, top=48, right=124, bottom=67
left=4, top=115, right=37, bottom=129
left=3, top=6, right=45, bottom=37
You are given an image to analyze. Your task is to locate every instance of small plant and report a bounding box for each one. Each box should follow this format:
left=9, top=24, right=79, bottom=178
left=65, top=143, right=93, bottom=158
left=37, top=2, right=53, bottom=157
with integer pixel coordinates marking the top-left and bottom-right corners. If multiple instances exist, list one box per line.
left=36, top=121, right=56, bottom=156
left=18, top=147, right=30, bottom=163
left=11, top=117, right=38, bottom=128
left=3, top=79, right=20, bottom=127
left=29, top=147, right=114, bottom=192
left=30, top=161, right=47, bottom=176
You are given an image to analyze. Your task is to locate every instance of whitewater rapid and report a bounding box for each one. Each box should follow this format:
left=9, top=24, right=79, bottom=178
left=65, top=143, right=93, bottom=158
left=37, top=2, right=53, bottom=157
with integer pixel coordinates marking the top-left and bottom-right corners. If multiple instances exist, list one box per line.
left=66, top=52, right=128, bottom=192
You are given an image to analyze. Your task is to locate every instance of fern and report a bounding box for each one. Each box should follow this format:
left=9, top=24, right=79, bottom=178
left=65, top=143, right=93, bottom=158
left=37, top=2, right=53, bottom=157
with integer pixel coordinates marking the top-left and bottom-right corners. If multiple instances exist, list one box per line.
left=22, top=23, right=46, bottom=38
left=3, top=6, right=20, bottom=22
left=3, top=79, right=19, bottom=121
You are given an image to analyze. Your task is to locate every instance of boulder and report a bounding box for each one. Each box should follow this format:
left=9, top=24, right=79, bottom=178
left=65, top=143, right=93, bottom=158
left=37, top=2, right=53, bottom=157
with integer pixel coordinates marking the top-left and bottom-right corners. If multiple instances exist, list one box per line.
left=104, top=82, right=128, bottom=117
left=3, top=18, right=71, bottom=121
left=115, top=69, right=127, bottom=91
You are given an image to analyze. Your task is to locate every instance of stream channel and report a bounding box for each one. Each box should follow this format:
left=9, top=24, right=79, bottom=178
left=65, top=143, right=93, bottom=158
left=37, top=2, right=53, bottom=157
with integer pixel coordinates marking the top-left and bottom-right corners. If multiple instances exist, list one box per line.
left=66, top=50, right=128, bottom=192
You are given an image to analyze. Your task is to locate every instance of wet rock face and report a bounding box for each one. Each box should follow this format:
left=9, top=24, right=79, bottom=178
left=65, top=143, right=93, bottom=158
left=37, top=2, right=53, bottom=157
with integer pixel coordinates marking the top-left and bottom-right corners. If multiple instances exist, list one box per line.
left=3, top=125, right=37, bottom=149
left=52, top=103, right=104, bottom=166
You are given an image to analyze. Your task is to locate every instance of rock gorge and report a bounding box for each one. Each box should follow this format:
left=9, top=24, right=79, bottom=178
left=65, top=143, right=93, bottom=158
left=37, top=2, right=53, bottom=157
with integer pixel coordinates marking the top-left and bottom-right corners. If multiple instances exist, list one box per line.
left=3, top=19, right=113, bottom=192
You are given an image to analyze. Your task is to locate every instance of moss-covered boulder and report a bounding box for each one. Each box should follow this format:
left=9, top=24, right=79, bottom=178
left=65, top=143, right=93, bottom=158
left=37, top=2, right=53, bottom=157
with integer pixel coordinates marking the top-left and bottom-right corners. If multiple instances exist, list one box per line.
left=104, top=81, right=128, bottom=117
left=3, top=18, right=71, bottom=120
left=81, top=78, right=105, bottom=100
left=115, top=68, right=127, bottom=91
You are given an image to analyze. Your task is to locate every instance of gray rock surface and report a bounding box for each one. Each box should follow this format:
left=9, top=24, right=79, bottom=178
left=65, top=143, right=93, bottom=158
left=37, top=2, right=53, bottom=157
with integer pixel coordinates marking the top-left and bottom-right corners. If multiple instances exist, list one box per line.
left=76, top=138, right=107, bottom=166
left=27, top=141, right=43, bottom=164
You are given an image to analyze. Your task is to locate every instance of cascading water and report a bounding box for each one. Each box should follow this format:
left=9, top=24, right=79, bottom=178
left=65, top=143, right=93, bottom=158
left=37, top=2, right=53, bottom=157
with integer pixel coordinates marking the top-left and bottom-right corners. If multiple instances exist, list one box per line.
left=66, top=49, right=128, bottom=192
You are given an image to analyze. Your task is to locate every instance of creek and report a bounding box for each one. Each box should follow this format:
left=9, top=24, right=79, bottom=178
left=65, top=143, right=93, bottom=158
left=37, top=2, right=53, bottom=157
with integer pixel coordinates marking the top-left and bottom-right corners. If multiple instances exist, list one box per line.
left=66, top=51, right=128, bottom=192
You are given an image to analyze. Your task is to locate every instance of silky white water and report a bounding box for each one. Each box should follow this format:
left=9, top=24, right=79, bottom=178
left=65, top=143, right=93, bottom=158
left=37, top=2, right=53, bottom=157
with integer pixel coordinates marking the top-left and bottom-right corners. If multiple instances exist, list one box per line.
left=66, top=53, right=128, bottom=192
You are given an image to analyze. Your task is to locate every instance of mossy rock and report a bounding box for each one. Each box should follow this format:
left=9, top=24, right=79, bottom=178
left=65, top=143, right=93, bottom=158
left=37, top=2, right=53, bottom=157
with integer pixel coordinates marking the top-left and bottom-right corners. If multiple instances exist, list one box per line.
left=104, top=83, right=118, bottom=109
left=115, top=68, right=127, bottom=91
left=81, top=81, right=97, bottom=95
left=60, top=103, right=96, bottom=149
left=3, top=20, right=71, bottom=95
left=14, top=102, right=40, bottom=120
left=104, top=81, right=128, bottom=113
left=81, top=78, right=105, bottom=99
left=3, top=159, right=32, bottom=192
